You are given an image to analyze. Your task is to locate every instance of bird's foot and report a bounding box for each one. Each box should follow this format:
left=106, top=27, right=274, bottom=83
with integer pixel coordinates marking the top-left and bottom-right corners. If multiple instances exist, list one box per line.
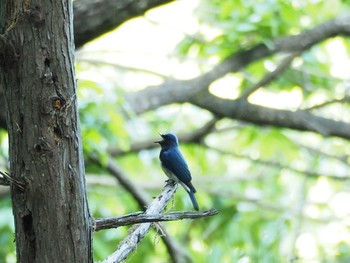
left=165, top=179, right=176, bottom=186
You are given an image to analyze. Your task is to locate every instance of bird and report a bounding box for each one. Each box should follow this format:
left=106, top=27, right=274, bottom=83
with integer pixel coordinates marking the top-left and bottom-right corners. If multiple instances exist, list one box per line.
left=155, top=133, right=199, bottom=211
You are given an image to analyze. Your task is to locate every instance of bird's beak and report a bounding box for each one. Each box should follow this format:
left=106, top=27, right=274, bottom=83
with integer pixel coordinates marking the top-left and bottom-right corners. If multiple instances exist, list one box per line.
left=155, top=133, right=164, bottom=144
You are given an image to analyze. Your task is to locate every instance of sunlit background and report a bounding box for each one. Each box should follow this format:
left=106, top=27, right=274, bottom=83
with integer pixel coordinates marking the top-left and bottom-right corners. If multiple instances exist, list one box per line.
left=1, top=0, right=350, bottom=262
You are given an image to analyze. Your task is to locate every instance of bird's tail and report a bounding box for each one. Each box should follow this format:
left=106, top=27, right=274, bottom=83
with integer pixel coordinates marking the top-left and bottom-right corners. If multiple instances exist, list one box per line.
left=187, top=190, right=199, bottom=211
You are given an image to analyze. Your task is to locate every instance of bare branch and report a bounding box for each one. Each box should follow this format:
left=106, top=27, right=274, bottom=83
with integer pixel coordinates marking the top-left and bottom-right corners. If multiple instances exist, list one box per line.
left=305, top=96, right=350, bottom=110
left=296, top=143, right=349, bottom=164
left=0, top=171, right=25, bottom=191
left=101, top=180, right=178, bottom=263
left=89, top=157, right=191, bottom=263
left=100, top=179, right=217, bottom=262
left=207, top=188, right=343, bottom=223
left=240, top=52, right=300, bottom=100
left=124, top=15, right=350, bottom=140
left=190, top=93, right=350, bottom=140
left=205, top=144, right=350, bottom=180
left=74, top=0, right=174, bottom=48
left=76, top=58, right=168, bottom=78
left=127, top=14, right=350, bottom=114
left=95, top=209, right=218, bottom=231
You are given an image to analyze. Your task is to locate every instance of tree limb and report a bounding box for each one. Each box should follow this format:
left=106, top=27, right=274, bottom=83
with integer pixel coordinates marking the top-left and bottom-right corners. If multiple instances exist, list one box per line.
left=190, top=92, right=350, bottom=139
left=205, top=143, right=350, bottom=180
left=126, top=14, right=350, bottom=114
left=74, top=0, right=174, bottom=48
left=101, top=180, right=179, bottom=263
left=296, top=143, right=349, bottom=164
left=95, top=209, right=218, bottom=231
left=305, top=96, right=350, bottom=110
left=124, top=15, right=350, bottom=140
left=100, top=180, right=217, bottom=262
left=0, top=171, right=25, bottom=191
left=90, top=157, right=192, bottom=263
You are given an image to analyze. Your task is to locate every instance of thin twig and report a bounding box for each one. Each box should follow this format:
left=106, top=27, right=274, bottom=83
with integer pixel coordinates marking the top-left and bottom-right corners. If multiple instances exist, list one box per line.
left=241, top=52, right=300, bottom=100
left=305, top=96, right=350, bottom=110
left=204, top=143, right=350, bottom=180
left=295, top=142, right=349, bottom=165
left=0, top=171, right=25, bottom=191
left=95, top=209, right=218, bottom=231
left=76, top=57, right=168, bottom=78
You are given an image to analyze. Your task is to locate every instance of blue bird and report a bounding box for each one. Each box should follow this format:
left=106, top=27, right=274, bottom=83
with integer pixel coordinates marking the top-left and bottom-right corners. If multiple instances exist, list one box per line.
left=155, top=133, right=199, bottom=211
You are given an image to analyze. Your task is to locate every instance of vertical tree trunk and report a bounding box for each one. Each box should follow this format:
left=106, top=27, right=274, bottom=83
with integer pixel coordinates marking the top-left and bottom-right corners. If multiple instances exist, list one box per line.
left=0, top=1, right=92, bottom=262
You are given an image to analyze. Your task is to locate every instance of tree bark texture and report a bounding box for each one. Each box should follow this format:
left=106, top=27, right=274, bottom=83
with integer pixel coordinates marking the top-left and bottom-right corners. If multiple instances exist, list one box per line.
left=0, top=1, right=92, bottom=262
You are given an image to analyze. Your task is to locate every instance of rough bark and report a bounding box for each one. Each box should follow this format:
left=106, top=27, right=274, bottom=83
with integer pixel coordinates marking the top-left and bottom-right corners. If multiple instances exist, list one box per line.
left=0, top=1, right=92, bottom=262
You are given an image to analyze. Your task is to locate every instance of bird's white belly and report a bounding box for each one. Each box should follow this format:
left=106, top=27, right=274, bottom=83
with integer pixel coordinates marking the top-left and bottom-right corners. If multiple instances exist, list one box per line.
left=161, top=165, right=190, bottom=192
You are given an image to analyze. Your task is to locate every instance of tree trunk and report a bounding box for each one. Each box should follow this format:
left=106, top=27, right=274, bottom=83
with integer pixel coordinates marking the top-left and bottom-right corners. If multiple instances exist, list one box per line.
left=0, top=1, right=92, bottom=262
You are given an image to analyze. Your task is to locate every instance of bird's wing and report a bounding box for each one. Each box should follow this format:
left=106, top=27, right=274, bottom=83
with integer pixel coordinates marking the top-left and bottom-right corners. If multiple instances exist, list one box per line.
left=160, top=148, right=192, bottom=183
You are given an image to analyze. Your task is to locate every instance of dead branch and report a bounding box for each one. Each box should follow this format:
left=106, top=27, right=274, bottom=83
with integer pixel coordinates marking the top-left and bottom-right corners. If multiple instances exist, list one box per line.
left=95, top=209, right=218, bottom=231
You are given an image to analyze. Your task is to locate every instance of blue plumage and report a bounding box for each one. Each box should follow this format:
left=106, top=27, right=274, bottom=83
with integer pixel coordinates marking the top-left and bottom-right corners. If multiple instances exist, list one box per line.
left=155, top=133, right=199, bottom=211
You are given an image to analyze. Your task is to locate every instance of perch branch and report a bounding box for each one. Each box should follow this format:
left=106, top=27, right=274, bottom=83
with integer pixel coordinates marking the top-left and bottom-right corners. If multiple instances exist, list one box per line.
left=90, top=157, right=192, bottom=263
left=95, top=209, right=218, bottom=231
left=101, top=180, right=179, bottom=263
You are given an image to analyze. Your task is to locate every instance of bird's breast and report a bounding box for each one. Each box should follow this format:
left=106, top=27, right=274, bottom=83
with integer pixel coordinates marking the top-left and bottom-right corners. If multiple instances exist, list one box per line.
left=161, top=165, right=179, bottom=183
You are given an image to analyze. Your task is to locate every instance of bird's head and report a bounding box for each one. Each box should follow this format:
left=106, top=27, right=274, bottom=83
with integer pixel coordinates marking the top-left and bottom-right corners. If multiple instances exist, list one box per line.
left=155, top=133, right=179, bottom=148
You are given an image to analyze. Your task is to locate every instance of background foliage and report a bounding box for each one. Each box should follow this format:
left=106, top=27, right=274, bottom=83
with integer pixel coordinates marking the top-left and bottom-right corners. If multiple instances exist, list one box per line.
left=1, top=0, right=350, bottom=262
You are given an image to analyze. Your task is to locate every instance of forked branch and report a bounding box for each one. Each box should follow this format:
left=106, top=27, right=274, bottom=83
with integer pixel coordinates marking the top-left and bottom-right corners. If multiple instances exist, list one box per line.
left=100, top=180, right=218, bottom=263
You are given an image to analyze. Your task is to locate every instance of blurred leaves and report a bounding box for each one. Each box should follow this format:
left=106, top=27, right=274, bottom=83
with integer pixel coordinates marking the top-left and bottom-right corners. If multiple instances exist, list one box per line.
left=0, top=198, right=15, bottom=261
left=1, top=0, right=350, bottom=262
